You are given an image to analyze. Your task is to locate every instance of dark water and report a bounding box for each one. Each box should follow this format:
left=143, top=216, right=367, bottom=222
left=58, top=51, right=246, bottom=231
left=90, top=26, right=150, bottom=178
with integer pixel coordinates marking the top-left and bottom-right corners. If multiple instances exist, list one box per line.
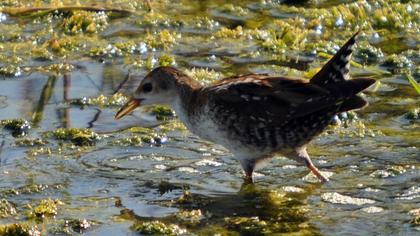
left=0, top=0, right=419, bottom=235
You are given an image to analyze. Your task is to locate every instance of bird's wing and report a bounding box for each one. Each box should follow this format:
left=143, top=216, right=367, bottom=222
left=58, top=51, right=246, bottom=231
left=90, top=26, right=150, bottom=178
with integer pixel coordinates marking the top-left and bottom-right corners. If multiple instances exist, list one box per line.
left=205, top=74, right=373, bottom=126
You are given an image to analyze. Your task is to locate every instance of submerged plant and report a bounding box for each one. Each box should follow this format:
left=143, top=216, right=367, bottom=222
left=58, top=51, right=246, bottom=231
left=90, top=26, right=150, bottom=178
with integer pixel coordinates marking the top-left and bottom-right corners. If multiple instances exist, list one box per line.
left=47, top=128, right=99, bottom=146
left=27, top=198, right=63, bottom=220
left=131, top=220, right=187, bottom=236
left=0, top=223, right=40, bottom=236
left=1, top=119, right=31, bottom=137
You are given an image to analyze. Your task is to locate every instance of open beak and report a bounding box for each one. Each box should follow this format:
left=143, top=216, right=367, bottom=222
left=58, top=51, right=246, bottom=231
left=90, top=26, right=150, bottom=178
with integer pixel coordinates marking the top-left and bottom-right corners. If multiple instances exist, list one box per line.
left=114, top=98, right=142, bottom=120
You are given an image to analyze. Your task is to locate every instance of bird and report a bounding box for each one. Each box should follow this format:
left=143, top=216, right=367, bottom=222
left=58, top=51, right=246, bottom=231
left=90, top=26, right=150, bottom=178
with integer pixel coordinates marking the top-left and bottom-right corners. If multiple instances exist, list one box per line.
left=115, top=32, right=375, bottom=183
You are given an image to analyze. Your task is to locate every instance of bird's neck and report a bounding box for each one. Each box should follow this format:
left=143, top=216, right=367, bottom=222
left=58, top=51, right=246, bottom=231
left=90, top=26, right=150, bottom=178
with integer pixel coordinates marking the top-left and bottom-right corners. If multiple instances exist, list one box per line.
left=171, top=78, right=204, bottom=121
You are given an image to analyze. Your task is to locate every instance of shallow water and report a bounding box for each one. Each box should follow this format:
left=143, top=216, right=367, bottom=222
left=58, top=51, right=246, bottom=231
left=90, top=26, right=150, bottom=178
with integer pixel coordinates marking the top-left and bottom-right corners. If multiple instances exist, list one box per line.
left=0, top=0, right=419, bottom=235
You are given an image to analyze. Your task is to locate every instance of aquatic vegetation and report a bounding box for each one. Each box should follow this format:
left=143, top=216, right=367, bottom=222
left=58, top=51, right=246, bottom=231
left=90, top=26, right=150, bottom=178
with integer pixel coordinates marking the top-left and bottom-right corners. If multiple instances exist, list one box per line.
left=131, top=220, right=187, bottom=235
left=0, top=119, right=31, bottom=137
left=214, top=26, right=244, bottom=39
left=65, top=219, right=93, bottom=233
left=62, top=11, right=108, bottom=34
left=0, top=223, right=40, bottom=236
left=47, top=128, right=99, bottom=146
left=27, top=198, right=63, bottom=220
left=0, top=0, right=418, bottom=235
left=3, top=184, right=63, bottom=196
left=145, top=105, right=175, bottom=121
left=406, top=74, right=420, bottom=95
left=224, top=216, right=269, bottom=235
left=158, top=54, right=175, bottom=67
left=0, top=199, right=17, bottom=218
left=15, top=138, right=47, bottom=146
left=383, top=54, right=412, bottom=73
left=144, top=29, right=178, bottom=50
left=184, top=68, right=221, bottom=85
left=175, top=209, right=204, bottom=225
left=405, top=108, right=419, bottom=120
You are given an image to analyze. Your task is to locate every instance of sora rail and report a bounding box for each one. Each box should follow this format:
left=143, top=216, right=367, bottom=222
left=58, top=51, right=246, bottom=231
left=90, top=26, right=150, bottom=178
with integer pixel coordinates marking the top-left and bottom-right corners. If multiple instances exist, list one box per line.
left=115, top=32, right=375, bottom=183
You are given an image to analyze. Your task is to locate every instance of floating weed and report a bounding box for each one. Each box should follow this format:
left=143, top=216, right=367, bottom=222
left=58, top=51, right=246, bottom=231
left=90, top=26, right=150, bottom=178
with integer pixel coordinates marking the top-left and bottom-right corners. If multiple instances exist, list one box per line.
left=15, top=138, right=48, bottom=147
left=62, top=219, right=94, bottom=234
left=0, top=223, right=40, bottom=236
left=383, top=54, right=412, bottom=73
left=144, top=105, right=175, bottom=121
left=405, top=108, right=419, bottom=120
left=158, top=54, right=175, bottom=67
left=214, top=26, right=244, bottom=39
left=184, top=67, right=221, bottom=85
left=131, top=220, right=187, bottom=236
left=62, top=11, right=107, bottom=34
left=0, top=119, right=31, bottom=137
left=27, top=198, right=63, bottom=220
left=144, top=29, right=177, bottom=50
left=0, top=199, right=17, bottom=218
left=46, top=128, right=99, bottom=146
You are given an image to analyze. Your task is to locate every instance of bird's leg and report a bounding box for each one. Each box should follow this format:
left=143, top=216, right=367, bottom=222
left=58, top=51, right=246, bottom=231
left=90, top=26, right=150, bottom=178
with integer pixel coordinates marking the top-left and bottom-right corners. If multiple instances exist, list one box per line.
left=239, top=158, right=255, bottom=183
left=294, top=147, right=329, bottom=183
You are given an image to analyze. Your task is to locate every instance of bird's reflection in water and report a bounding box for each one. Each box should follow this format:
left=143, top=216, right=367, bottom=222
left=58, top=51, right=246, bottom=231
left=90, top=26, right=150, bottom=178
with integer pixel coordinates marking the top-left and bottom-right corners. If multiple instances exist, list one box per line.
left=120, top=182, right=321, bottom=235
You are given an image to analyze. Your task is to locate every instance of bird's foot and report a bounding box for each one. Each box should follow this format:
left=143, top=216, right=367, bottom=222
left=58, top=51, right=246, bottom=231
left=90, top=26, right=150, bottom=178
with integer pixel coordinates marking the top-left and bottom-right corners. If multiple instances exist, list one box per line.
left=243, top=172, right=254, bottom=184
left=307, top=163, right=329, bottom=183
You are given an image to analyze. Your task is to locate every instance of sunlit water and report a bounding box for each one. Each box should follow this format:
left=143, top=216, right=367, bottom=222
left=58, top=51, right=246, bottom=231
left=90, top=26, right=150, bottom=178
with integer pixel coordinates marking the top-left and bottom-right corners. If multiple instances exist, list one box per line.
left=0, top=0, right=419, bottom=235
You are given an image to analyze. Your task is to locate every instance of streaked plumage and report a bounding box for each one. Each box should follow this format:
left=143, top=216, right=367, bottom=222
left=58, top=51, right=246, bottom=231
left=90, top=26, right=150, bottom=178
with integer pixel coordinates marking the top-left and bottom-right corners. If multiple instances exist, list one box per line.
left=115, top=32, right=375, bottom=182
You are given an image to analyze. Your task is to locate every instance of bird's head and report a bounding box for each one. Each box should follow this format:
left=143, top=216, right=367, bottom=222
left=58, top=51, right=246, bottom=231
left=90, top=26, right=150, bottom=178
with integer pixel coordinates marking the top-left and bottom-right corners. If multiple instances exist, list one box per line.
left=115, top=66, right=198, bottom=120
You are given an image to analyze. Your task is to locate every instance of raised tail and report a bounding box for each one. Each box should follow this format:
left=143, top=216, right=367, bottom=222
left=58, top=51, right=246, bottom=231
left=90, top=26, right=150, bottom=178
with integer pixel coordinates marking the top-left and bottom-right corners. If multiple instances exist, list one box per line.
left=311, top=31, right=359, bottom=86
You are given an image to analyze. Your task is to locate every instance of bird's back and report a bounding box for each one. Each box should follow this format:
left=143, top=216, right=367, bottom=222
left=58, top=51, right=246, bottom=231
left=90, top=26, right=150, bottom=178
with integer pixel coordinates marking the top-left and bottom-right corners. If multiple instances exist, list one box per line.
left=197, top=32, right=374, bottom=152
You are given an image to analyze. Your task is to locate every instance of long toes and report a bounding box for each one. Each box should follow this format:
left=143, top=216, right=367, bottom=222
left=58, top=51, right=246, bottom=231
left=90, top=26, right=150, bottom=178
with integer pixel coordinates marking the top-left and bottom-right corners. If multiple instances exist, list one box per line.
left=307, top=163, right=329, bottom=183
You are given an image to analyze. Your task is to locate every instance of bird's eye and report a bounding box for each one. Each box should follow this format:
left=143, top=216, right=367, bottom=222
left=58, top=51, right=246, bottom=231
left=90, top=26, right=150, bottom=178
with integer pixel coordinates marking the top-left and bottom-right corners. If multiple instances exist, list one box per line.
left=142, top=83, right=153, bottom=93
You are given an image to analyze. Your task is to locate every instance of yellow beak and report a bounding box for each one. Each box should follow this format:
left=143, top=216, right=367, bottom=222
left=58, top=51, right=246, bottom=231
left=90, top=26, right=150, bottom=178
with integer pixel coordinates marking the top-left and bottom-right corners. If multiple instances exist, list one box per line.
left=114, top=98, right=141, bottom=120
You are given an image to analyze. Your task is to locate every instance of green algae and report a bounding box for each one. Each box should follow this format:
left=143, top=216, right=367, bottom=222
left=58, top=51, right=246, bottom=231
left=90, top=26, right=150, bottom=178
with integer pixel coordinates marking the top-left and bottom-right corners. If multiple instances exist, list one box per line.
left=0, top=199, right=17, bottom=218
left=62, top=10, right=108, bottom=34
left=185, top=68, right=221, bottom=85
left=27, top=198, right=63, bottom=220
left=47, top=128, right=99, bottom=146
left=158, top=54, right=175, bottom=67
left=62, top=219, right=93, bottom=234
left=15, top=138, right=47, bottom=147
left=131, top=220, right=187, bottom=236
left=0, top=119, right=31, bottom=137
left=405, top=108, right=419, bottom=120
left=0, top=223, right=40, bottom=236
left=2, top=184, right=64, bottom=196
left=145, top=105, right=175, bottom=121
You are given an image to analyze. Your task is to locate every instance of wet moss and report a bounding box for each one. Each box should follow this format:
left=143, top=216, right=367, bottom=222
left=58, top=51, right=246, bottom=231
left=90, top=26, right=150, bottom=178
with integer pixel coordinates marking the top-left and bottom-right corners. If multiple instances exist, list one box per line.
left=27, top=198, right=63, bottom=220
left=356, top=43, right=384, bottom=65
left=3, top=184, right=63, bottom=196
left=0, top=223, right=40, bottom=236
left=214, top=26, right=244, bottom=39
left=0, top=119, right=31, bottom=137
left=185, top=68, right=221, bottom=85
left=144, top=29, right=177, bottom=50
left=47, top=128, right=99, bottom=146
left=15, top=138, right=47, bottom=147
left=66, top=219, right=93, bottom=233
left=145, top=105, right=175, bottom=121
left=62, top=11, right=108, bottom=34
left=131, top=220, right=187, bottom=235
left=383, top=54, right=412, bottom=73
left=0, top=199, right=17, bottom=218
left=111, top=136, right=142, bottom=146
left=405, top=108, right=419, bottom=120
left=158, top=54, right=175, bottom=67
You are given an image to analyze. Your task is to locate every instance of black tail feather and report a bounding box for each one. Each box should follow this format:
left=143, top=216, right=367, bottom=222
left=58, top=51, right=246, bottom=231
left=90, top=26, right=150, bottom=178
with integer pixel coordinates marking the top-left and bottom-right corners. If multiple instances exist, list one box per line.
left=339, top=96, right=368, bottom=112
left=311, top=31, right=360, bottom=86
